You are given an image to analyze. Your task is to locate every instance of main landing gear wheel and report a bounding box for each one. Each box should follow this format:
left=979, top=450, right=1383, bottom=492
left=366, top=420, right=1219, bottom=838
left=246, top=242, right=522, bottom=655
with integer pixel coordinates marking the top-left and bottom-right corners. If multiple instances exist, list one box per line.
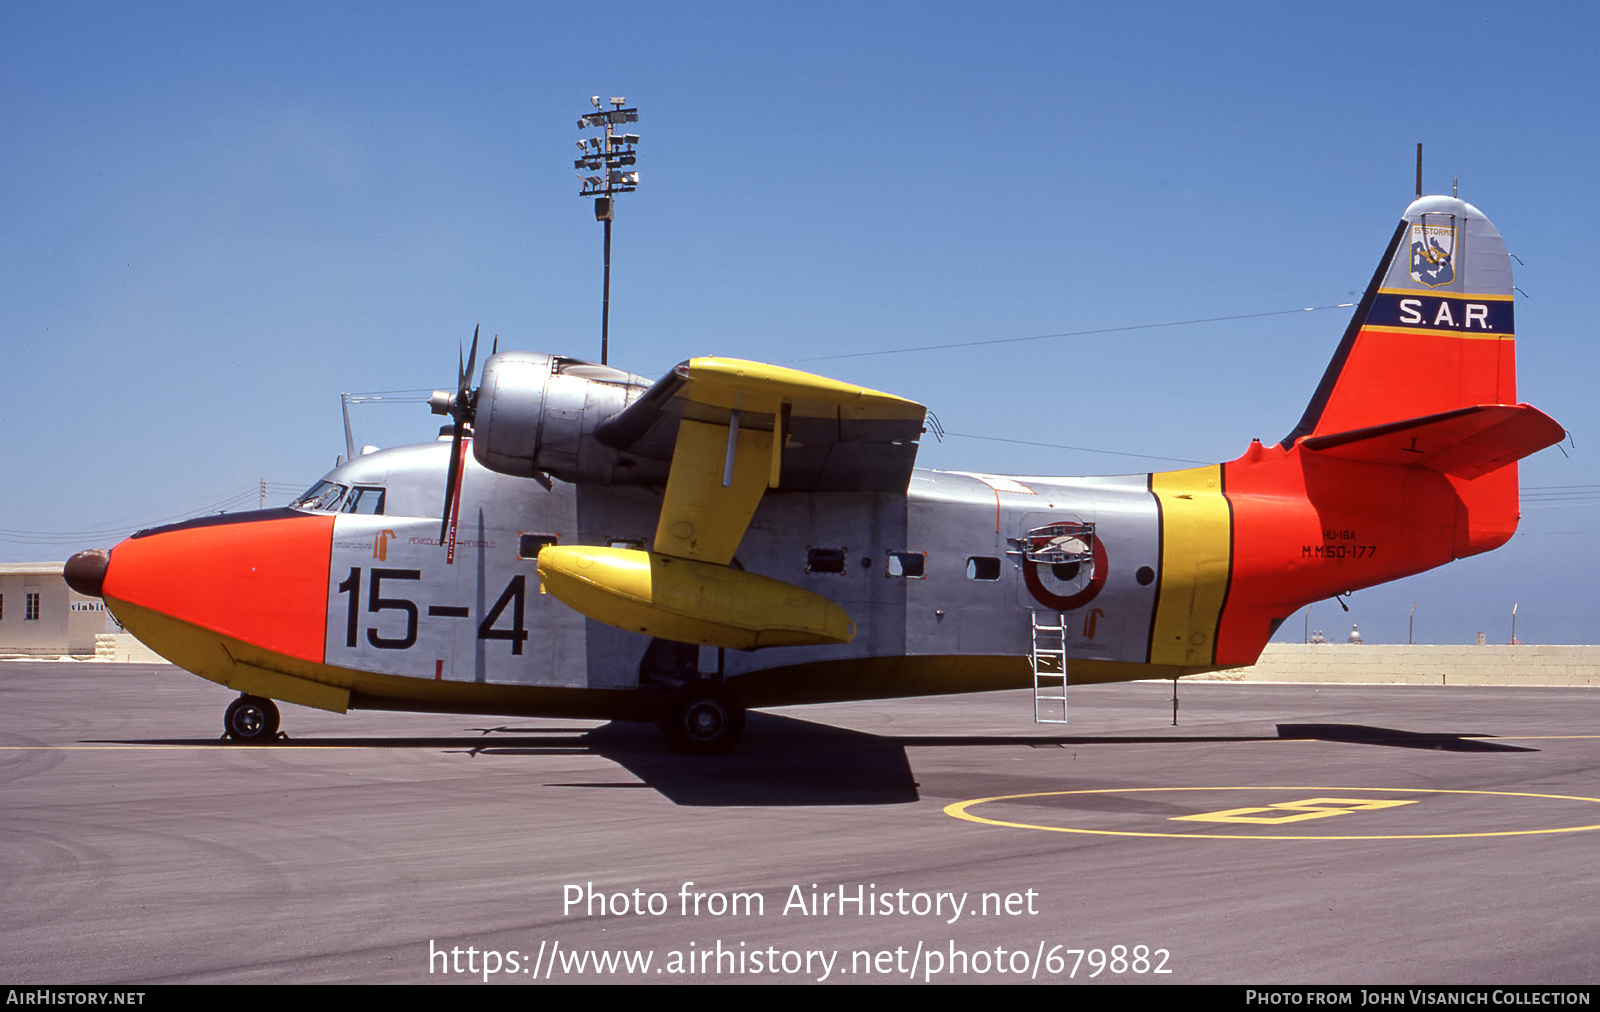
left=223, top=695, right=280, bottom=743
left=662, top=680, right=745, bottom=756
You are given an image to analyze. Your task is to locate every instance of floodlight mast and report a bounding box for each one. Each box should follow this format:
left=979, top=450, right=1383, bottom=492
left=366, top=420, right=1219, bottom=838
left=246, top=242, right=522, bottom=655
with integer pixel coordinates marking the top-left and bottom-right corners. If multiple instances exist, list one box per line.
left=576, top=95, right=639, bottom=365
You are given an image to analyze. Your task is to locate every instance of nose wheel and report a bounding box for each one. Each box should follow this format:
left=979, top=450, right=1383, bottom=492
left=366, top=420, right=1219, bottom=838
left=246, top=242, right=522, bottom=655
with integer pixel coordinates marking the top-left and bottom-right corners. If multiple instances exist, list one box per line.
left=661, top=680, right=745, bottom=755
left=223, top=695, right=281, bottom=743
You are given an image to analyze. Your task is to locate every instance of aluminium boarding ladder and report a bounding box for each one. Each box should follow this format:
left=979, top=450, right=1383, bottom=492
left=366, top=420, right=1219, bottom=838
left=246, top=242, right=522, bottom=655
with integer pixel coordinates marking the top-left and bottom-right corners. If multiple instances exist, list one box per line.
left=1031, top=611, right=1068, bottom=723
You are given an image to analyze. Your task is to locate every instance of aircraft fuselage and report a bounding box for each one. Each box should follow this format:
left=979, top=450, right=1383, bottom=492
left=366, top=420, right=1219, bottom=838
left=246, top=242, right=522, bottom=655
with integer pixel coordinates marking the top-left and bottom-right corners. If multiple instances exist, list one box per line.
left=94, top=428, right=1504, bottom=723
left=69, top=193, right=1561, bottom=751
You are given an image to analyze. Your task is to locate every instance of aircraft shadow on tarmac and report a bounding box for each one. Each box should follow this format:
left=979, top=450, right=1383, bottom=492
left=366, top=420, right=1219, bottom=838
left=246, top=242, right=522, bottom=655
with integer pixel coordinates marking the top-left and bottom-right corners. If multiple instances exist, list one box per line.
left=1274, top=723, right=1538, bottom=753
left=94, top=713, right=1535, bottom=807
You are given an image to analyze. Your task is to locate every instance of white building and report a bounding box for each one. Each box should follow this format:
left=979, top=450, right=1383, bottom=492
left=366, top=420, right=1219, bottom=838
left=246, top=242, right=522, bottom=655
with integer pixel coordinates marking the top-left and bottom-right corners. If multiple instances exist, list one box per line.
left=0, top=563, right=119, bottom=657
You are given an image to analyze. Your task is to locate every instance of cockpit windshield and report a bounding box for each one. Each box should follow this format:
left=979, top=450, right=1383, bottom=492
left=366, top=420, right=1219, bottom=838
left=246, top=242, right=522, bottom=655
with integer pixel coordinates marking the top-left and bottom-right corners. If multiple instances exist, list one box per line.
left=291, top=481, right=347, bottom=512
left=343, top=486, right=386, bottom=515
left=288, top=482, right=388, bottom=515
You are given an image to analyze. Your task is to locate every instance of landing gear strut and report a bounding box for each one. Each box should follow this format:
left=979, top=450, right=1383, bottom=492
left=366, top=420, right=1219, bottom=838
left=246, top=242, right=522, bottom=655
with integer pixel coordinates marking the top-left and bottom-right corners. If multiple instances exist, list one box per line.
left=639, top=638, right=746, bottom=755
left=661, top=679, right=745, bottom=756
left=223, top=694, right=280, bottom=743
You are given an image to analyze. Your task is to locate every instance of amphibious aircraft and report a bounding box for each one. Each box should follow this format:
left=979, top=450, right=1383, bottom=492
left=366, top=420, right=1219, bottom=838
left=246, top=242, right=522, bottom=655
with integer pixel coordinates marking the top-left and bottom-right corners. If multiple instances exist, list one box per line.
left=65, top=194, right=1563, bottom=753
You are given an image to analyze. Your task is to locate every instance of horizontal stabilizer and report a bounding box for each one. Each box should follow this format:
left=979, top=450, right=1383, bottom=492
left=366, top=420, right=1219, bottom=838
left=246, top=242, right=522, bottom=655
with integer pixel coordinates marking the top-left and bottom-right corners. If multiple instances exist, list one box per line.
left=1301, top=403, right=1564, bottom=478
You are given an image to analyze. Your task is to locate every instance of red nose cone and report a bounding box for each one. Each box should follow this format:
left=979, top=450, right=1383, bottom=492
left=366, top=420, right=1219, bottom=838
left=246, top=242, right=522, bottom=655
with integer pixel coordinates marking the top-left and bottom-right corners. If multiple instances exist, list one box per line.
left=65, top=549, right=110, bottom=597
left=102, top=514, right=335, bottom=664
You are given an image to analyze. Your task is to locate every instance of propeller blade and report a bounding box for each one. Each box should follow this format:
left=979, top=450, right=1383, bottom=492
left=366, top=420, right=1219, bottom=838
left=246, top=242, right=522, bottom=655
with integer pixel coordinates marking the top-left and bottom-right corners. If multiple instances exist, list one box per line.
left=462, top=324, right=480, bottom=396
left=440, top=324, right=479, bottom=549
left=440, top=418, right=465, bottom=545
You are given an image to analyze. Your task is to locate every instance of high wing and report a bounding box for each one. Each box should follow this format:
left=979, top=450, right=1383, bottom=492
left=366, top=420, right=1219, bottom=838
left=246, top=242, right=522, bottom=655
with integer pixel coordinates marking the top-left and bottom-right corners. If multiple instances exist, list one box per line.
left=596, top=358, right=928, bottom=497
left=595, top=357, right=927, bottom=562
left=528, top=356, right=927, bottom=649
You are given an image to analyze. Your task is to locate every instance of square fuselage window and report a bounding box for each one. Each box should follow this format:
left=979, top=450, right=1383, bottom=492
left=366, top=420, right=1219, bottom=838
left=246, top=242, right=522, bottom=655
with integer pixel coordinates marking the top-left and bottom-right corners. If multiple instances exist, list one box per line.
left=887, top=551, right=925, bottom=578
left=519, top=533, right=559, bottom=560
left=807, top=547, right=847, bottom=574
left=966, top=557, right=1001, bottom=581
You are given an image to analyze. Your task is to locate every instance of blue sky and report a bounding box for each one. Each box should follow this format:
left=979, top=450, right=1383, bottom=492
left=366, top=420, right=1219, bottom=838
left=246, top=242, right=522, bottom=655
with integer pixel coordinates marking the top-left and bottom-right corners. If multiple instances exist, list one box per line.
left=2, top=2, right=1596, bottom=643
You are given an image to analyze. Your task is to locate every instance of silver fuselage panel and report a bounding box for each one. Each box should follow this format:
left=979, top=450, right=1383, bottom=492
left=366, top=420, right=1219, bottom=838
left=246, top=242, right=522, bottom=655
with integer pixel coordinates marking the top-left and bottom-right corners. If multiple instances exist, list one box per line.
left=309, top=441, right=1167, bottom=691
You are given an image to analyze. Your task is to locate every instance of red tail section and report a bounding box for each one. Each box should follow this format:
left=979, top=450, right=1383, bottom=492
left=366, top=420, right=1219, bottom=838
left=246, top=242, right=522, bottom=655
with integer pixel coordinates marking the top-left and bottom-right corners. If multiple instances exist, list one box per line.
left=1278, top=194, right=1560, bottom=562
left=1211, top=196, right=1562, bottom=668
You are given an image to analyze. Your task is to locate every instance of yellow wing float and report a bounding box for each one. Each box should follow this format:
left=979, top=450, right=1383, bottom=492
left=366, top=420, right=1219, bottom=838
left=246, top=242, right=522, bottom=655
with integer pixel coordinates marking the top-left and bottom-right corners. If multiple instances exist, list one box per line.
left=537, top=357, right=928, bottom=649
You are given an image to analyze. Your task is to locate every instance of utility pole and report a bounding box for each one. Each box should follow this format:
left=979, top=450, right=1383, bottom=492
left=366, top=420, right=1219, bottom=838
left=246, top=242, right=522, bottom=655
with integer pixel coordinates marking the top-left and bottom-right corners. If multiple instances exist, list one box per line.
left=576, top=96, right=639, bottom=365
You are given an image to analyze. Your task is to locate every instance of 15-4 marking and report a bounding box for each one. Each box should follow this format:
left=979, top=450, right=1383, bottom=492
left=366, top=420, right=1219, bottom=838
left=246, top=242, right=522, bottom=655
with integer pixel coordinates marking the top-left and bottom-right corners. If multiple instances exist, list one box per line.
left=336, top=567, right=528, bottom=654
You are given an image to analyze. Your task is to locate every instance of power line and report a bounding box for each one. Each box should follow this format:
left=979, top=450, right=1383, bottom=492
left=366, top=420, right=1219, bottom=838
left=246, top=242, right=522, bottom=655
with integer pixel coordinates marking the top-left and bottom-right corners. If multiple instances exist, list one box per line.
left=783, top=303, right=1357, bottom=363
left=942, top=432, right=1208, bottom=466
left=0, top=482, right=303, bottom=548
left=1521, top=484, right=1600, bottom=505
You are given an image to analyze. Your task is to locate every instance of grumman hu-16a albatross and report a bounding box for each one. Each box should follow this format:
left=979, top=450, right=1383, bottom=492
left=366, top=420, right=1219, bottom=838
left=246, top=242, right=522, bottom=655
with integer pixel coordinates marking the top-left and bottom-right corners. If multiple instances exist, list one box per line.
left=65, top=195, right=1564, bottom=753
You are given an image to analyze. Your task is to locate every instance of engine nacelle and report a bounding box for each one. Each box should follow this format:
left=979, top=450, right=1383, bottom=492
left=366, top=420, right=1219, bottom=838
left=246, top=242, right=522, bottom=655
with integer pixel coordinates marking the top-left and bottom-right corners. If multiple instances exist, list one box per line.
left=471, top=352, right=669, bottom=486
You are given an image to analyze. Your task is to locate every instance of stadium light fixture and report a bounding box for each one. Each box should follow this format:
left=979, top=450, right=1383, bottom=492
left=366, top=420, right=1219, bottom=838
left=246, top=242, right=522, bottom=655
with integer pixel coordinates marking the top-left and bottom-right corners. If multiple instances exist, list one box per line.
left=577, top=95, right=640, bottom=365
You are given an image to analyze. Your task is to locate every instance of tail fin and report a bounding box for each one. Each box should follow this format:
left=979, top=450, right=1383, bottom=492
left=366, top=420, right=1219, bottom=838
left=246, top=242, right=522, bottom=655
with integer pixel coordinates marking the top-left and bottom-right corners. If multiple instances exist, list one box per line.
left=1283, top=195, right=1517, bottom=446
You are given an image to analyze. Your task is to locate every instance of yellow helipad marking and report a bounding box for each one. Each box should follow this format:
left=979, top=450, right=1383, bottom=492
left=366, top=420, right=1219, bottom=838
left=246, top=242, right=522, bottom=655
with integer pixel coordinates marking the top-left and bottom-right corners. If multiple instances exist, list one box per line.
left=944, top=787, right=1600, bottom=841
left=1172, top=796, right=1416, bottom=825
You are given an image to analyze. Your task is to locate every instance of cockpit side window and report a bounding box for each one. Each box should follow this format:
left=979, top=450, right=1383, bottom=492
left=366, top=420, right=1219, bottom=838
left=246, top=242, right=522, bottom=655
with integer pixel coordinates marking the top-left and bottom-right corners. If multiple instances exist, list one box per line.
left=343, top=486, right=387, bottom=515
left=290, top=481, right=349, bottom=513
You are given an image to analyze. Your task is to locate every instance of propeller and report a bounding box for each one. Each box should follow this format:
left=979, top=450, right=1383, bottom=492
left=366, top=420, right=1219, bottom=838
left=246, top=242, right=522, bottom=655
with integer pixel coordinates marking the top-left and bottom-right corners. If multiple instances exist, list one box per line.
left=429, top=325, right=480, bottom=548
